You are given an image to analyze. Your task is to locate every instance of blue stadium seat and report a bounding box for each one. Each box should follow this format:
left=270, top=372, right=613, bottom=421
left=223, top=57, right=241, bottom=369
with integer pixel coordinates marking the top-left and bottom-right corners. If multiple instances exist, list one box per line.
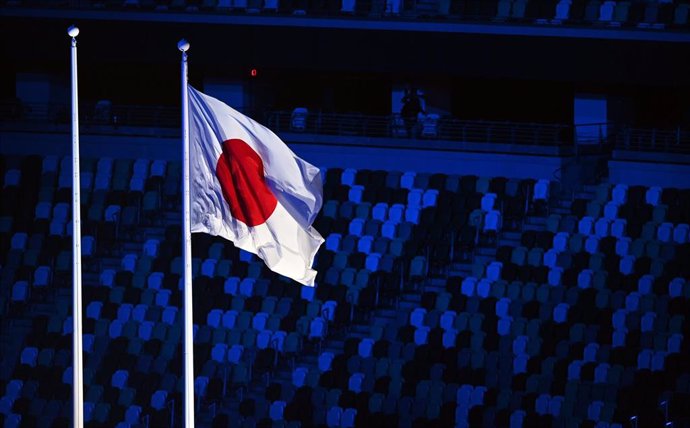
left=319, top=352, right=334, bottom=372
left=269, top=400, right=286, bottom=421
left=341, top=168, right=357, bottom=186
left=228, top=345, right=244, bottom=364
left=111, top=370, right=128, bottom=390
left=10, top=281, right=29, bottom=304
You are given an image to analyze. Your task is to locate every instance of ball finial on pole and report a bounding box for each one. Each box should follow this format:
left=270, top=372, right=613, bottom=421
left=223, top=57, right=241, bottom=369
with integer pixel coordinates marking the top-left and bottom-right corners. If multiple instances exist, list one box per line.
left=67, top=25, right=80, bottom=38
left=178, top=39, right=190, bottom=52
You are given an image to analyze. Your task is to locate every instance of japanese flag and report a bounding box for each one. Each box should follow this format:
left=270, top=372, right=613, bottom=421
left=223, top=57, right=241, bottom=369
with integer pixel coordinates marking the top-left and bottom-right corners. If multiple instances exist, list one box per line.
left=188, top=86, right=324, bottom=286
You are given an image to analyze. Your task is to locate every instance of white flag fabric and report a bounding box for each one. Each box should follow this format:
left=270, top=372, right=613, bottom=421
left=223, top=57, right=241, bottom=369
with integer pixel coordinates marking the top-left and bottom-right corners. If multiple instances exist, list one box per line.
left=188, top=86, right=324, bottom=286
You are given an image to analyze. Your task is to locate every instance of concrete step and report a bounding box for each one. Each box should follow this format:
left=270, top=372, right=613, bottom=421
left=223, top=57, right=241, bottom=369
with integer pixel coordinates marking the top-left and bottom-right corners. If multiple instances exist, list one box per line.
left=100, top=257, right=122, bottom=270
left=142, top=227, right=166, bottom=241
left=83, top=271, right=100, bottom=286
left=31, top=303, right=56, bottom=317
left=522, top=224, right=544, bottom=232
left=555, top=199, right=572, bottom=208
left=347, top=331, right=369, bottom=339
left=325, top=340, right=345, bottom=352
left=525, top=216, right=546, bottom=226
left=400, top=292, right=421, bottom=303
left=350, top=324, right=370, bottom=335
left=447, top=269, right=470, bottom=278
left=374, top=309, right=398, bottom=319
left=450, top=261, right=472, bottom=270
left=164, top=211, right=182, bottom=225
left=574, top=191, right=595, bottom=200
left=398, top=300, right=419, bottom=311
left=423, top=284, right=446, bottom=294
left=583, top=184, right=600, bottom=193
left=301, top=355, right=318, bottom=365
left=121, top=241, right=142, bottom=253
left=498, top=238, right=520, bottom=248
left=475, top=246, right=496, bottom=257
left=502, top=231, right=522, bottom=241
left=473, top=255, right=494, bottom=266
left=429, top=278, right=446, bottom=287
left=552, top=207, right=571, bottom=215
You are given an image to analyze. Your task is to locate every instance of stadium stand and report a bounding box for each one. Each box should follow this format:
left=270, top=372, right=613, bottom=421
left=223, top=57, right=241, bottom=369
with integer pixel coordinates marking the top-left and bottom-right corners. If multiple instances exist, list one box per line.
left=1, top=151, right=689, bottom=427
left=3, top=0, right=690, bottom=28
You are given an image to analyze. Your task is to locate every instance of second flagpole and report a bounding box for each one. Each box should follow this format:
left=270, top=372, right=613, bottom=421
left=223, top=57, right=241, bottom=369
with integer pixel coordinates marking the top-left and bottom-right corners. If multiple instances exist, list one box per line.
left=179, top=38, right=195, bottom=428
left=68, top=24, right=84, bottom=428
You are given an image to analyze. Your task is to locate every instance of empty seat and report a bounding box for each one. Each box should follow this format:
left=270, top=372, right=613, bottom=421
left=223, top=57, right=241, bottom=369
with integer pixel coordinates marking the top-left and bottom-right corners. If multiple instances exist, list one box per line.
left=578, top=217, right=594, bottom=235
left=611, top=219, right=626, bottom=239
left=533, top=179, right=550, bottom=201
left=423, top=189, right=439, bottom=207
left=484, top=210, right=502, bottom=232
left=645, top=186, right=661, bottom=206
left=673, top=224, right=689, bottom=243
left=20, top=347, right=38, bottom=367
left=400, top=172, right=416, bottom=190
left=269, top=400, right=286, bottom=421
left=408, top=188, right=423, bottom=207
left=341, top=168, right=357, bottom=186
left=615, top=237, right=631, bottom=257
left=11, top=281, right=29, bottom=302
left=410, top=308, right=427, bottom=328
left=481, top=193, right=497, bottom=211
left=585, top=236, right=599, bottom=254
left=457, top=275, right=477, bottom=296
left=348, top=185, right=364, bottom=203
left=327, top=406, right=343, bottom=427
left=553, top=303, right=569, bottom=323
left=612, top=184, right=628, bottom=205
left=486, top=262, right=503, bottom=281
left=657, top=222, right=673, bottom=242
left=594, top=218, right=611, bottom=237
left=319, top=352, right=334, bottom=372
left=372, top=203, right=388, bottom=221
left=603, top=202, right=618, bottom=220
left=292, top=367, right=308, bottom=387
left=553, top=232, right=569, bottom=252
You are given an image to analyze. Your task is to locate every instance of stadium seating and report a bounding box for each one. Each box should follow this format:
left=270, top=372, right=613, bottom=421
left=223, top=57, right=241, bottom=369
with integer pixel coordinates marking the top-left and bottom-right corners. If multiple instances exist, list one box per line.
left=8, top=0, right=690, bottom=29
left=1, top=153, right=689, bottom=427
left=5, top=0, right=690, bottom=29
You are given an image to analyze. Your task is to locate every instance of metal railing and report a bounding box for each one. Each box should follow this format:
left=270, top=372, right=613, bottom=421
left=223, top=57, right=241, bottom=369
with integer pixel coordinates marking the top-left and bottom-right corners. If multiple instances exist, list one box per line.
left=266, top=110, right=573, bottom=146
left=614, top=126, right=690, bottom=153
left=2, top=100, right=688, bottom=152
left=0, top=100, right=180, bottom=128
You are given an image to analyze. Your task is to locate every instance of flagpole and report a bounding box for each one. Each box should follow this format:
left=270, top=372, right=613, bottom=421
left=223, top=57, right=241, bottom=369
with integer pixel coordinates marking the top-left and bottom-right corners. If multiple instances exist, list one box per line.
left=68, top=24, right=84, bottom=428
left=179, top=38, right=195, bottom=428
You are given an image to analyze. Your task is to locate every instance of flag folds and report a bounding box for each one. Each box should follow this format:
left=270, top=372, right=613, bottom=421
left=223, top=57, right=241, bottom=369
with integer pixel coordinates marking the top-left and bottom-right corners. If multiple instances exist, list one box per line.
left=188, top=86, right=324, bottom=285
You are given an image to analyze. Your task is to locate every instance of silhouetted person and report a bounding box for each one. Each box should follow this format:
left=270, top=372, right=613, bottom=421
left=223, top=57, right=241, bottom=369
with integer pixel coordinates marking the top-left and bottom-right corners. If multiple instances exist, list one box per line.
left=401, top=87, right=424, bottom=137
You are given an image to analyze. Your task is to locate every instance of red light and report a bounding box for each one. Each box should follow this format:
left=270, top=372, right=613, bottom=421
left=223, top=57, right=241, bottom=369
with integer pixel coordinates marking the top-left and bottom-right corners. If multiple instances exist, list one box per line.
left=250, top=69, right=258, bottom=77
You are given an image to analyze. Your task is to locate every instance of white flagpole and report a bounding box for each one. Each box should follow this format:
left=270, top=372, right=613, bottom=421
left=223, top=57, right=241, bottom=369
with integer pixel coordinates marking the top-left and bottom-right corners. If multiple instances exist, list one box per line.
left=68, top=24, right=84, bottom=428
left=178, top=38, right=195, bottom=428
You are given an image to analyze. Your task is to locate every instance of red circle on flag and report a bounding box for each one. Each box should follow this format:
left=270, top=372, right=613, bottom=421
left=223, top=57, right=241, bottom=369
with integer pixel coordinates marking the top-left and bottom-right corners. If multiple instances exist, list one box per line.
left=216, top=138, right=277, bottom=227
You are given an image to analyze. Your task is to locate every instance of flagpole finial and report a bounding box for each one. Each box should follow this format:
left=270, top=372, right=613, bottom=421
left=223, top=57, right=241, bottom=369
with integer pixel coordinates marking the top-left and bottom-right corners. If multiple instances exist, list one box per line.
left=178, top=39, right=190, bottom=52
left=67, top=25, right=80, bottom=38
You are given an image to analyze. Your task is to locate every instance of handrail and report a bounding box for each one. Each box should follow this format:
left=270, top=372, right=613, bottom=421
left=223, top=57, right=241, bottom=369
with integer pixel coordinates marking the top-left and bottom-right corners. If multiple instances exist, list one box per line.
left=267, top=110, right=572, bottom=146
left=2, top=100, right=688, bottom=151
left=0, top=101, right=572, bottom=145
left=615, top=126, right=690, bottom=153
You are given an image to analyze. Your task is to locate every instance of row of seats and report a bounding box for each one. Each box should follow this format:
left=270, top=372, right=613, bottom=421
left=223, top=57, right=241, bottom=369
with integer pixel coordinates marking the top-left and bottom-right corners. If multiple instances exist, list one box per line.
left=226, top=172, right=689, bottom=426
left=2, top=154, right=690, bottom=427
left=3, top=159, right=438, bottom=426
left=10, top=0, right=689, bottom=27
